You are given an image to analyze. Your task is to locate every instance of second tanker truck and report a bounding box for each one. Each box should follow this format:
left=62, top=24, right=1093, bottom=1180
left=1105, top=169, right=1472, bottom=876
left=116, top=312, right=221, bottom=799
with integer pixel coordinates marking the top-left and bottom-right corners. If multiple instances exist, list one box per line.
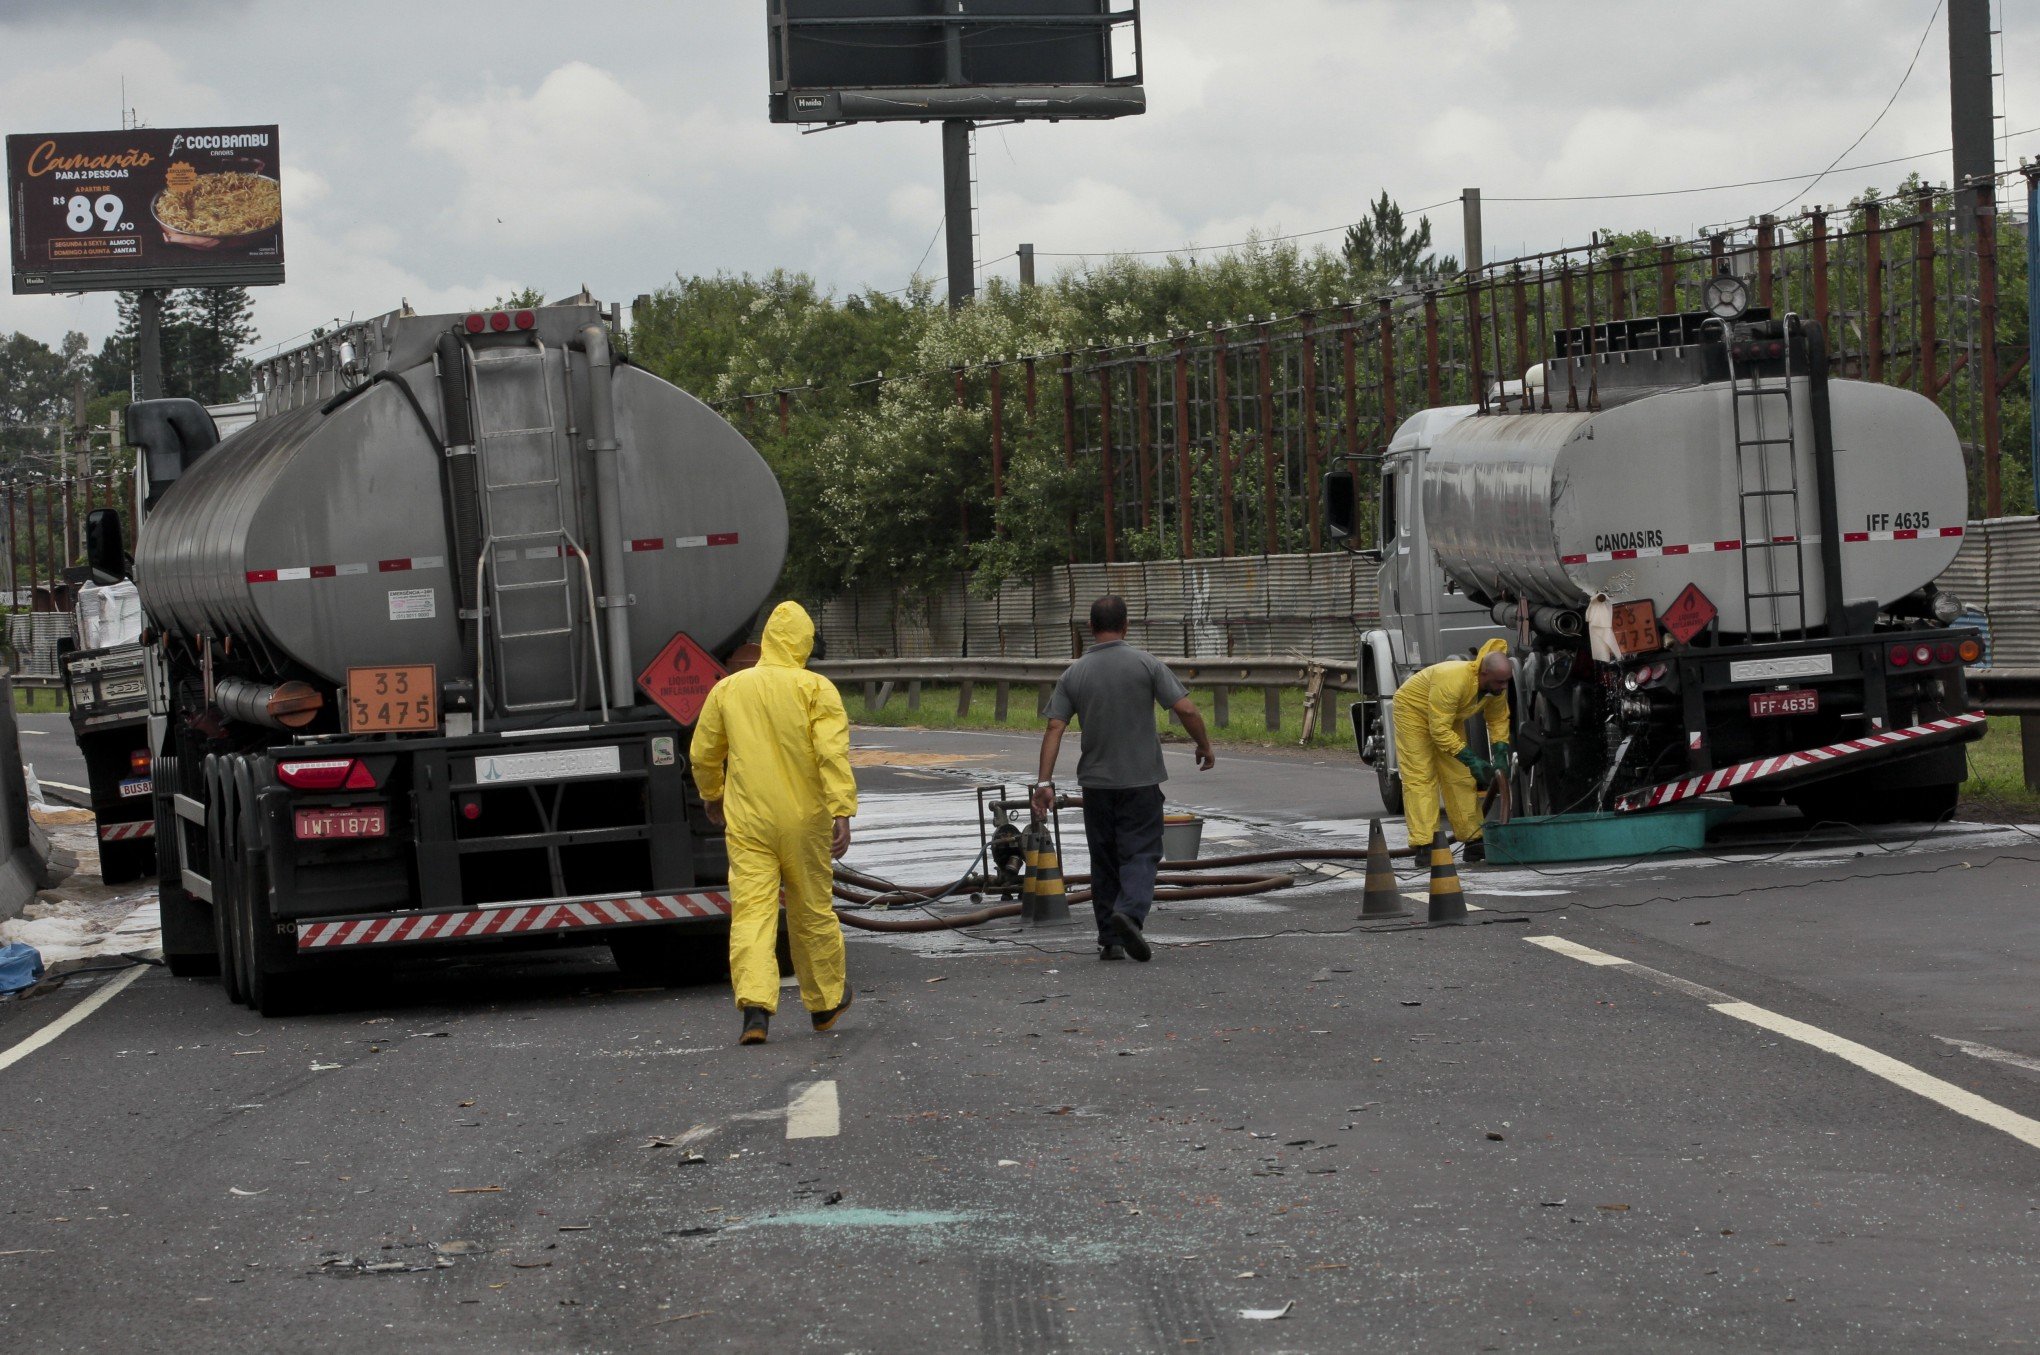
left=1330, top=281, right=1985, bottom=834
left=93, top=298, right=788, bottom=1014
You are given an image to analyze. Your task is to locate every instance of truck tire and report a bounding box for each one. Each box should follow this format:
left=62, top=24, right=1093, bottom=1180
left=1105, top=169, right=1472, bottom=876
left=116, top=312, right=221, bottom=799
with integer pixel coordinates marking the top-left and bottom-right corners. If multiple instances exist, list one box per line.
left=98, top=836, right=154, bottom=888
left=205, top=757, right=246, bottom=1005
left=1376, top=759, right=1405, bottom=816
left=155, top=756, right=218, bottom=978
left=240, top=847, right=309, bottom=1018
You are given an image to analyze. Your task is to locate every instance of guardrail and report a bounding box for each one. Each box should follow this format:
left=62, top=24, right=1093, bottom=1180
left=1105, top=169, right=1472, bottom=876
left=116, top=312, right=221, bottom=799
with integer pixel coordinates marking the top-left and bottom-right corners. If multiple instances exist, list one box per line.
left=814, top=655, right=1358, bottom=737
left=1967, top=668, right=2040, bottom=792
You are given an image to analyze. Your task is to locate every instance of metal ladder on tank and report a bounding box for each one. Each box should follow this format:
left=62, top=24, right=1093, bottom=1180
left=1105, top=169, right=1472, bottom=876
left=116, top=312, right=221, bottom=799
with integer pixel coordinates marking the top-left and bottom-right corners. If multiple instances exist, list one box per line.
left=1726, top=324, right=1809, bottom=641
left=466, top=341, right=584, bottom=715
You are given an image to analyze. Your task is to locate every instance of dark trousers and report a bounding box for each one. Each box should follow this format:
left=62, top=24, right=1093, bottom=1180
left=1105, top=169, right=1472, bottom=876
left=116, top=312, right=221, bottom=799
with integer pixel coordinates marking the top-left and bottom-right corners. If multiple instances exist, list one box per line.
left=1080, top=784, right=1165, bottom=943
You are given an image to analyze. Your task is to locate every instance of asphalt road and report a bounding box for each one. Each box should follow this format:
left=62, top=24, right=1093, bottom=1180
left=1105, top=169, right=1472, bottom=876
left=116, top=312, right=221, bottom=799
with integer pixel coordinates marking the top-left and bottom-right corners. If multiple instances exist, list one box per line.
left=3, top=723, right=2038, bottom=1352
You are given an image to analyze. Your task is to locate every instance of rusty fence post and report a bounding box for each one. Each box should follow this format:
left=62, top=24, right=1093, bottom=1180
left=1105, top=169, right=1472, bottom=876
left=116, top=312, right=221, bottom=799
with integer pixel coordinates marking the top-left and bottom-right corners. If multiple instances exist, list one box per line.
left=1257, top=322, right=1277, bottom=555
left=1423, top=292, right=1441, bottom=408
left=1560, top=263, right=1579, bottom=411
left=1865, top=201, right=1885, bottom=383
left=1214, top=328, right=1236, bottom=557
left=1134, top=353, right=1153, bottom=532
left=1916, top=189, right=1938, bottom=399
left=1466, top=274, right=1487, bottom=411
left=1756, top=216, right=1776, bottom=310
left=1810, top=208, right=1830, bottom=344
left=1658, top=240, right=1677, bottom=314
left=989, top=362, right=1005, bottom=534
left=1609, top=252, right=1628, bottom=321
left=1340, top=304, right=1360, bottom=461
left=1978, top=184, right=2003, bottom=516
left=1376, top=297, right=1396, bottom=439
left=1174, top=336, right=1192, bottom=557
left=1511, top=268, right=1530, bottom=393
left=1060, top=352, right=1078, bottom=560
left=1098, top=362, right=1117, bottom=564
left=1301, top=310, right=1321, bottom=551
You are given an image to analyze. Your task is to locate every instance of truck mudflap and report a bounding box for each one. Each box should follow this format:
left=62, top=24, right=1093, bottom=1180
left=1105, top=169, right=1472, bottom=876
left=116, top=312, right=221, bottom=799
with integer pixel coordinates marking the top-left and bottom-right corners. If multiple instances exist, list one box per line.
left=98, top=819, right=155, bottom=841
left=295, top=889, right=734, bottom=951
left=1614, top=712, right=1985, bottom=812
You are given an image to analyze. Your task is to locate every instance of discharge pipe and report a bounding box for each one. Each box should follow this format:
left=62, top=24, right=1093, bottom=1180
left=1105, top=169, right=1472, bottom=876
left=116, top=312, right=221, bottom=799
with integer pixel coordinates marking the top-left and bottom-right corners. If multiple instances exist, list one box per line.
left=1490, top=600, right=1584, bottom=638
left=577, top=322, right=636, bottom=712
left=214, top=676, right=324, bottom=730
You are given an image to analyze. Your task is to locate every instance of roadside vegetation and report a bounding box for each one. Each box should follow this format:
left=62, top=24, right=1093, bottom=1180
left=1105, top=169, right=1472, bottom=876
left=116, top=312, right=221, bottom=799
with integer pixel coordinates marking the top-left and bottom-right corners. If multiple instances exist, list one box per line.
left=1962, top=718, right=2039, bottom=811
left=848, top=681, right=1346, bottom=752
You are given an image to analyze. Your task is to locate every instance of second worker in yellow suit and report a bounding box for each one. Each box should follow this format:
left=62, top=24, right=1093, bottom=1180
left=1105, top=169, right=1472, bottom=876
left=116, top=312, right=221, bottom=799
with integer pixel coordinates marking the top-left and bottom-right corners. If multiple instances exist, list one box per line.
left=689, top=602, right=858, bottom=1046
left=1391, top=636, right=1514, bottom=863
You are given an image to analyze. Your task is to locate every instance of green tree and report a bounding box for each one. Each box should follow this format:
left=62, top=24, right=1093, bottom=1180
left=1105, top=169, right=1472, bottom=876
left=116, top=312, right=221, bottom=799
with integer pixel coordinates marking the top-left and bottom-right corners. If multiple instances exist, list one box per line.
left=1344, top=192, right=1455, bottom=284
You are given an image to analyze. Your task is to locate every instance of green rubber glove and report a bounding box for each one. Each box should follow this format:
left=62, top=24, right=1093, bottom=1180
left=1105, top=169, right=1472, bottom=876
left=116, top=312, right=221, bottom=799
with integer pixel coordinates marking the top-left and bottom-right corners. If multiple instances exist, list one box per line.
left=1491, top=741, right=1514, bottom=775
left=1455, top=748, right=1496, bottom=785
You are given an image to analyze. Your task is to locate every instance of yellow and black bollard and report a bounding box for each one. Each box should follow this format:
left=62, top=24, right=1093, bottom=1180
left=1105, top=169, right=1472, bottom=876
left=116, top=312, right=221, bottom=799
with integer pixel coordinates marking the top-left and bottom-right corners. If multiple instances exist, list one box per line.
left=1358, top=818, right=1410, bottom=919
left=1020, top=817, right=1072, bottom=925
left=1426, top=835, right=1469, bottom=925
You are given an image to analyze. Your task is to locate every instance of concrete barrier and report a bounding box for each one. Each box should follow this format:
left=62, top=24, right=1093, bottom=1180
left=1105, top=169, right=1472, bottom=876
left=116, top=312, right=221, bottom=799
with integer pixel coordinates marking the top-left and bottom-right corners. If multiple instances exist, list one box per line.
left=0, top=676, right=58, bottom=923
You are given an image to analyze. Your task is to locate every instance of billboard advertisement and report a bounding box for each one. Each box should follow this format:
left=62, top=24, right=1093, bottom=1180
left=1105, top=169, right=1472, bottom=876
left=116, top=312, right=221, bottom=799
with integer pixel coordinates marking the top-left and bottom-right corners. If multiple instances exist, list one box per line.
left=7, top=124, right=284, bottom=294
left=767, top=0, right=1143, bottom=123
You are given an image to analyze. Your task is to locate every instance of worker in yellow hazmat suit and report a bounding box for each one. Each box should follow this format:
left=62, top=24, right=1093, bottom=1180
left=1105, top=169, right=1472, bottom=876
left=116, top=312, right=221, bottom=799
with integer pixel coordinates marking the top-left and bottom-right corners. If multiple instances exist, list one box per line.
left=1391, top=637, right=1514, bottom=863
left=689, top=602, right=858, bottom=1046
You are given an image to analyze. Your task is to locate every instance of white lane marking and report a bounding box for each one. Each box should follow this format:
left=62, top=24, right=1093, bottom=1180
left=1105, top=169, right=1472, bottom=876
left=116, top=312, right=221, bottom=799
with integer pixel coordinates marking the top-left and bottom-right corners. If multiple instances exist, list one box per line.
left=1715, top=1003, right=2040, bottom=1152
left=786, top=1079, right=841, bottom=1140
left=40, top=779, right=92, bottom=797
left=0, top=965, right=146, bottom=1074
left=1937, top=1037, right=2040, bottom=1076
left=1527, top=934, right=2040, bottom=1153
left=17, top=729, right=45, bottom=736
left=1524, top=935, right=1628, bottom=966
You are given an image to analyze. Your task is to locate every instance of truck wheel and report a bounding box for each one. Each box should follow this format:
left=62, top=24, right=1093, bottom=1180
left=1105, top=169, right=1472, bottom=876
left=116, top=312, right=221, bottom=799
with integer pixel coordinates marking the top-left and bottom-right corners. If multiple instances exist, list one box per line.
left=98, top=836, right=154, bottom=887
left=205, top=758, right=246, bottom=1005
left=157, top=758, right=218, bottom=978
left=241, top=849, right=309, bottom=1018
left=1376, top=760, right=1405, bottom=816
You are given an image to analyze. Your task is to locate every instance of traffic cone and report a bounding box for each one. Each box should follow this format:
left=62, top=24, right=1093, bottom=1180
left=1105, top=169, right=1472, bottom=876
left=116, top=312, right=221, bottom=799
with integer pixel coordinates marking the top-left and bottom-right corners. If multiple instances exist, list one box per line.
left=1019, top=820, right=1071, bottom=926
left=1358, top=818, right=1410, bottom=919
left=1426, top=835, right=1469, bottom=925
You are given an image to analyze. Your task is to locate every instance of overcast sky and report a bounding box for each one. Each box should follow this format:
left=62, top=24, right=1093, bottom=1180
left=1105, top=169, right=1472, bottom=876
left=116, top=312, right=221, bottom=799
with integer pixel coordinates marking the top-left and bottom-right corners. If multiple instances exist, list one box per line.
left=1, top=0, right=2032, bottom=358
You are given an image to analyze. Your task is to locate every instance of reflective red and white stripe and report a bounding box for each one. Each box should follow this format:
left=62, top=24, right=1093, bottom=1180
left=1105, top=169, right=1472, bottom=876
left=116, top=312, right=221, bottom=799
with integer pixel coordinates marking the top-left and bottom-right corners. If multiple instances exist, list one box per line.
left=295, top=890, right=733, bottom=951
left=247, top=555, right=445, bottom=584
left=246, top=533, right=741, bottom=582
left=98, top=819, right=155, bottom=841
left=1561, top=526, right=1961, bottom=567
left=1615, top=713, right=1986, bottom=812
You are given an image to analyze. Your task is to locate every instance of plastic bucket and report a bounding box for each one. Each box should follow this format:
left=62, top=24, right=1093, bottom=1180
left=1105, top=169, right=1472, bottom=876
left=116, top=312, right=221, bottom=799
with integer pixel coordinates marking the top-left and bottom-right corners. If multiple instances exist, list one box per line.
left=1161, top=813, right=1204, bottom=861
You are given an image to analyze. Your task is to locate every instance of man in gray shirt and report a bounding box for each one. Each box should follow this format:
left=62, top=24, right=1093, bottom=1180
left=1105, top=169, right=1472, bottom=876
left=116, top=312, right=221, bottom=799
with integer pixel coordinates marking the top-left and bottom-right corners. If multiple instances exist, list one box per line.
left=1032, top=596, right=1216, bottom=962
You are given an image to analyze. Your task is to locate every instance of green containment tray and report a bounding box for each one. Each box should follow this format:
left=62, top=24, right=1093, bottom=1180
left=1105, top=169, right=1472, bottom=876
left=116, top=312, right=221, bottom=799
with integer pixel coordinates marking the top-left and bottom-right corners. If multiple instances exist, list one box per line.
left=1483, top=803, right=1743, bottom=865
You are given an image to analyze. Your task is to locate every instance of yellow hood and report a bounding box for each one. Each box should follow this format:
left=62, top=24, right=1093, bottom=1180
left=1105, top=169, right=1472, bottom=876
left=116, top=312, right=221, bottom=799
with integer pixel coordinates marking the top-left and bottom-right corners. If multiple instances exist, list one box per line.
left=1477, top=637, right=1510, bottom=664
left=759, top=601, right=815, bottom=669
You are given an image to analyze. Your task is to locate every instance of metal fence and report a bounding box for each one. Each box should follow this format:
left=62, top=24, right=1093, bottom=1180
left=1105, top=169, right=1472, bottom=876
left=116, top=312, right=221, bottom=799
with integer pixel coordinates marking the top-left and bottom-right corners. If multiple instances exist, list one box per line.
left=728, top=178, right=2029, bottom=565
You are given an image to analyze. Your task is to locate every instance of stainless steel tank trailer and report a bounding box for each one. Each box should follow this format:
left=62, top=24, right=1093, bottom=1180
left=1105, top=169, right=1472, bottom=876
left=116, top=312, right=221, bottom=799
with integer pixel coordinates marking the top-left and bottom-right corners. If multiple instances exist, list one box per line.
left=91, top=298, right=789, bottom=1013
left=1326, top=277, right=1984, bottom=833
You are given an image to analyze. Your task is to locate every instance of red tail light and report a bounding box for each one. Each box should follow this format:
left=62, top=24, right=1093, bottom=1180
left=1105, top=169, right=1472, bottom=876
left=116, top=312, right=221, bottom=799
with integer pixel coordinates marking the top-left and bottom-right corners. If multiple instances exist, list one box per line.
left=489, top=311, right=511, bottom=332
left=1935, top=642, right=1958, bottom=665
left=1888, top=644, right=1911, bottom=667
left=277, top=758, right=376, bottom=791
left=1914, top=644, right=1934, bottom=666
left=514, top=309, right=536, bottom=330
left=463, top=314, right=487, bottom=334
left=129, top=749, right=153, bottom=775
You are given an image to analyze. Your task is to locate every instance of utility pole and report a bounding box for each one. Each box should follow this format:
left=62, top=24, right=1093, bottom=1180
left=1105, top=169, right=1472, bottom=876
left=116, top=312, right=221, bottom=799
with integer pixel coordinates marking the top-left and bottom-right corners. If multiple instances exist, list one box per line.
left=1948, top=0, right=1995, bottom=237
left=1461, top=188, right=1483, bottom=276
left=1018, top=242, right=1036, bottom=289
left=136, top=288, right=165, bottom=400
left=942, top=120, right=975, bottom=310
left=68, top=378, right=89, bottom=565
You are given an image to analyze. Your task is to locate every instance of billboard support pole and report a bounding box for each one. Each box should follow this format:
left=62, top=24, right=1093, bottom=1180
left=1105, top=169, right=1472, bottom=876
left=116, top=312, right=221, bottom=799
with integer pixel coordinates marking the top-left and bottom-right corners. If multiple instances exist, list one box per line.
left=943, top=119, right=974, bottom=311
left=136, top=287, right=165, bottom=401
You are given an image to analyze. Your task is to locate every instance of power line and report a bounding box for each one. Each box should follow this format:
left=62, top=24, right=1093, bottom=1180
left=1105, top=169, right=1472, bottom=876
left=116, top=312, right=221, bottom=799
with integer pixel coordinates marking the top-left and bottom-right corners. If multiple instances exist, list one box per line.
left=1760, top=0, right=1946, bottom=218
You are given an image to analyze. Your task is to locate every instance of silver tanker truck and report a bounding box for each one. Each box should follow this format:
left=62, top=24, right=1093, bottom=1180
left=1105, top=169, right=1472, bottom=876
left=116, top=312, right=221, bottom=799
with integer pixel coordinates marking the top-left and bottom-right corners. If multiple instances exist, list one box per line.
left=88, top=298, right=788, bottom=1014
left=1328, top=283, right=1985, bottom=831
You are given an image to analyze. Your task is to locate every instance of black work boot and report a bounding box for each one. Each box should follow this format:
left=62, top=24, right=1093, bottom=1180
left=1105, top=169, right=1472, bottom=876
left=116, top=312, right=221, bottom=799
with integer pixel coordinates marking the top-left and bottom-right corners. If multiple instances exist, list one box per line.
left=1462, top=839, right=1487, bottom=864
left=739, top=1007, right=770, bottom=1046
left=1108, top=912, right=1151, bottom=963
left=811, top=989, right=854, bottom=1032
left=1098, top=943, right=1127, bottom=961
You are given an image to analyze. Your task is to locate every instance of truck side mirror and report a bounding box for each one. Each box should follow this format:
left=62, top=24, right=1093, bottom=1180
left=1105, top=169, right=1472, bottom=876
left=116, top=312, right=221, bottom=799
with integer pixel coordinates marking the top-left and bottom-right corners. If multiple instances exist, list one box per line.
left=1323, top=469, right=1359, bottom=542
left=86, top=508, right=127, bottom=585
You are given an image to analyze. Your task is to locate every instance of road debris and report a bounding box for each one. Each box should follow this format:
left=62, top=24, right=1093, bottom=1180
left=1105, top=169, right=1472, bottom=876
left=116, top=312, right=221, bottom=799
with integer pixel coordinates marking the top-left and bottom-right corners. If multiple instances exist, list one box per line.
left=1239, top=1301, right=1294, bottom=1320
left=448, top=1186, right=504, bottom=1195
left=228, top=1187, right=268, bottom=1197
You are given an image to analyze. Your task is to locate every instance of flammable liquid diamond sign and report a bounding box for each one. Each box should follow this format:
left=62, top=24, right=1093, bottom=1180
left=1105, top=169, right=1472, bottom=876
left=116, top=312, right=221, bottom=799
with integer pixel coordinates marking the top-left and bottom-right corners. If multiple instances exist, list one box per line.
left=638, top=632, right=726, bottom=726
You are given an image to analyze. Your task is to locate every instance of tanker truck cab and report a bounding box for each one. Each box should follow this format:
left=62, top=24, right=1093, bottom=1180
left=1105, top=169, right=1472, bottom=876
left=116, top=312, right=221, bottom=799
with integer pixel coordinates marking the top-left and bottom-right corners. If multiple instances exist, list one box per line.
left=1329, top=403, right=1508, bottom=814
left=1330, top=291, right=1984, bottom=832
left=109, top=299, right=791, bottom=1014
